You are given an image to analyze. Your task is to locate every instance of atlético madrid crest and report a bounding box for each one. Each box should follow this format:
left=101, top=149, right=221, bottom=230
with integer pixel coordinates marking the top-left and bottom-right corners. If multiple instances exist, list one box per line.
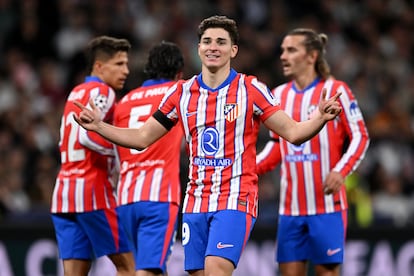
left=224, top=103, right=240, bottom=122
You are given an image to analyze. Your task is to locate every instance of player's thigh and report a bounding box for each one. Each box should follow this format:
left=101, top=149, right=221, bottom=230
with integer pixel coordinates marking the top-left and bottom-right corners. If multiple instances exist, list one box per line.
left=133, top=202, right=179, bottom=272
left=182, top=212, right=209, bottom=271
left=308, top=211, right=346, bottom=265
left=51, top=213, right=93, bottom=260
left=78, top=208, right=131, bottom=258
left=276, top=215, right=309, bottom=263
left=206, top=210, right=255, bottom=268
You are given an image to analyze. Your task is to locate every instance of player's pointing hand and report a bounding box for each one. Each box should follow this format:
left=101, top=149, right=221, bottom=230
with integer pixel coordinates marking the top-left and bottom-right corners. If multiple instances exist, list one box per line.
left=318, top=88, right=342, bottom=121
left=73, top=98, right=103, bottom=131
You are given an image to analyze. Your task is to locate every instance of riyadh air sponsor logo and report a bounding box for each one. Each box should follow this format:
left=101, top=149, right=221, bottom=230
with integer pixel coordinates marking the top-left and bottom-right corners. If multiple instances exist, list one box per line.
left=327, top=248, right=342, bottom=256
left=193, top=157, right=232, bottom=167
left=217, top=242, right=234, bottom=249
left=201, top=127, right=219, bottom=155
left=286, top=142, right=318, bottom=162
left=288, top=143, right=305, bottom=152
left=285, top=154, right=318, bottom=162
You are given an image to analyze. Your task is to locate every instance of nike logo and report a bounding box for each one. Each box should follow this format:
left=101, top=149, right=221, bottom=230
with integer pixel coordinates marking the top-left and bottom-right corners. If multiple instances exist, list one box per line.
left=185, top=111, right=197, bottom=117
left=327, top=248, right=342, bottom=256
left=216, top=242, right=234, bottom=249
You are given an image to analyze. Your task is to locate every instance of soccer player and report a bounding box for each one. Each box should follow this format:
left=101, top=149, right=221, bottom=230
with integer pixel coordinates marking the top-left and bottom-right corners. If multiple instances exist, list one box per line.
left=73, top=16, right=342, bottom=276
left=113, top=41, right=184, bottom=276
left=256, top=28, right=370, bottom=276
left=50, top=36, right=135, bottom=276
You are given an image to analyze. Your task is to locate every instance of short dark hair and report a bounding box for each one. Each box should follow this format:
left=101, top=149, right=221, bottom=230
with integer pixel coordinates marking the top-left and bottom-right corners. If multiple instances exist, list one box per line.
left=144, top=41, right=184, bottom=80
left=86, top=36, right=131, bottom=73
left=197, top=15, right=239, bottom=45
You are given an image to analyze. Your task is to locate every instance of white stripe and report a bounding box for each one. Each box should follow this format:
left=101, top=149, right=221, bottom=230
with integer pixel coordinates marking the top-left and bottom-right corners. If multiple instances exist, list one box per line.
left=150, top=168, right=163, bottom=201
left=51, top=179, right=60, bottom=213
left=133, top=171, right=145, bottom=200
left=121, top=171, right=133, bottom=204
left=75, top=178, right=84, bottom=212
left=61, top=178, right=69, bottom=213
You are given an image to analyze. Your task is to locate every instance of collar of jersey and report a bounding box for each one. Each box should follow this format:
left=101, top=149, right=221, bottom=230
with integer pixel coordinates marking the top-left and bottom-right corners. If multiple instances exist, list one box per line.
left=292, top=77, right=320, bottom=93
left=85, top=76, right=104, bottom=83
left=197, top=68, right=237, bottom=92
left=142, top=78, right=172, bottom=87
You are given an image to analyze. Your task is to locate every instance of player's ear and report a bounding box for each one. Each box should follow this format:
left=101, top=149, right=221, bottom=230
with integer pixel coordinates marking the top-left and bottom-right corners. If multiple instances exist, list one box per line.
left=231, top=44, right=238, bottom=58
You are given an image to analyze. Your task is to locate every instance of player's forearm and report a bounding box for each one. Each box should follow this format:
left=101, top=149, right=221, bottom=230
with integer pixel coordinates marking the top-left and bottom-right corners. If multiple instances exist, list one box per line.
left=290, top=116, right=326, bottom=145
left=95, top=121, right=147, bottom=150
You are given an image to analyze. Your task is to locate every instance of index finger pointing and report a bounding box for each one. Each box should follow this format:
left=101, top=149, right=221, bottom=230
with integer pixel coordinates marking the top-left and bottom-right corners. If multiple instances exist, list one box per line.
left=332, top=92, right=342, bottom=101
left=321, top=88, right=327, bottom=100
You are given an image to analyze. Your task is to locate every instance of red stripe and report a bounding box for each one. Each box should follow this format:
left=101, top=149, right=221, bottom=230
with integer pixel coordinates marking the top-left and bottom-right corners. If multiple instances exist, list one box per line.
left=103, top=208, right=119, bottom=251
left=242, top=214, right=252, bottom=251
left=160, top=204, right=179, bottom=264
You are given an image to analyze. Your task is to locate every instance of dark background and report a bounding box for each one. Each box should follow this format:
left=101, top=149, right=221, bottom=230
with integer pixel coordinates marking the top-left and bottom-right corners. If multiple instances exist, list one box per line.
left=0, top=0, right=413, bottom=232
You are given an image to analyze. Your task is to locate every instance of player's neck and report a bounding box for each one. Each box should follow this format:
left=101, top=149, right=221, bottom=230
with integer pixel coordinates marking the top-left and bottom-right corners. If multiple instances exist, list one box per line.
left=201, top=65, right=231, bottom=89
left=293, top=72, right=318, bottom=91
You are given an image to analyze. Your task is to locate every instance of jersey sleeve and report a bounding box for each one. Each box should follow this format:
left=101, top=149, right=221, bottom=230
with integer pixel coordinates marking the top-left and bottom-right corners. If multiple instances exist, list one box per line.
left=332, top=81, right=370, bottom=177
left=256, top=131, right=282, bottom=175
left=157, top=81, right=182, bottom=125
left=79, top=85, right=116, bottom=155
left=248, top=76, right=281, bottom=121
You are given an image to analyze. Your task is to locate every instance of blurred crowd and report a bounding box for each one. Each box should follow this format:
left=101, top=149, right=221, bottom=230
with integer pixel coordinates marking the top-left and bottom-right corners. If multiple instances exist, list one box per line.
left=0, top=0, right=413, bottom=229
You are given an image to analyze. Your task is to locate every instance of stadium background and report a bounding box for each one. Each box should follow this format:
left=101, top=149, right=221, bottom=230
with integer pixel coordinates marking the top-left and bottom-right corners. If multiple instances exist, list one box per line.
left=0, top=0, right=413, bottom=275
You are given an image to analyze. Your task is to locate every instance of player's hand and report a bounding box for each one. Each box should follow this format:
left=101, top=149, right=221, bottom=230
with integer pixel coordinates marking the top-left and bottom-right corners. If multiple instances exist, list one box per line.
left=73, top=98, right=102, bottom=131
left=323, top=171, right=344, bottom=195
left=318, top=88, right=342, bottom=121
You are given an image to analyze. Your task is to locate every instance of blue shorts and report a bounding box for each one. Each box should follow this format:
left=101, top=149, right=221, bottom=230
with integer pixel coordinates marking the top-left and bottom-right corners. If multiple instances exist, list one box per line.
left=276, top=211, right=347, bottom=264
left=182, top=210, right=256, bottom=271
left=51, top=208, right=131, bottom=260
left=117, top=201, right=179, bottom=273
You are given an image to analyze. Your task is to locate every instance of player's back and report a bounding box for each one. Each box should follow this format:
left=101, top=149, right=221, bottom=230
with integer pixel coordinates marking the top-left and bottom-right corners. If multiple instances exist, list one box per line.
left=52, top=80, right=117, bottom=213
left=114, top=80, right=183, bottom=205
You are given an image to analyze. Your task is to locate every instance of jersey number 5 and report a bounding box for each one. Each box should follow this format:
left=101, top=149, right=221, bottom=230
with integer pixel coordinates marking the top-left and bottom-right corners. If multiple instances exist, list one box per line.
left=128, top=104, right=152, bottom=154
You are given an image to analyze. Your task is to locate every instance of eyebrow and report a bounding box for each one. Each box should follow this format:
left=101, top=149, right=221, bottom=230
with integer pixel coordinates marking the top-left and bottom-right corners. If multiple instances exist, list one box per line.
left=201, top=37, right=229, bottom=42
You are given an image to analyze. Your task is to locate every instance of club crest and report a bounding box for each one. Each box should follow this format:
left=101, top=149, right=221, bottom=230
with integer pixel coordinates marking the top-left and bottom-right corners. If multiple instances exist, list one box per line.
left=224, top=103, right=240, bottom=122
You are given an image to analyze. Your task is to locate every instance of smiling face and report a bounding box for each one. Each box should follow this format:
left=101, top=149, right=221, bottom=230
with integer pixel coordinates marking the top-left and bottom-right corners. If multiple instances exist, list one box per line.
left=94, top=51, right=129, bottom=90
left=198, top=28, right=238, bottom=73
left=280, top=34, right=316, bottom=80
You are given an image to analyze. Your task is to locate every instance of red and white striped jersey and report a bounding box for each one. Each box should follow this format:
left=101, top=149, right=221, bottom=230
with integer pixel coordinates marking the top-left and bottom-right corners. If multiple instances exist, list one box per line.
left=51, top=76, right=117, bottom=213
left=257, top=78, right=370, bottom=216
left=113, top=79, right=183, bottom=206
left=158, top=69, right=280, bottom=217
